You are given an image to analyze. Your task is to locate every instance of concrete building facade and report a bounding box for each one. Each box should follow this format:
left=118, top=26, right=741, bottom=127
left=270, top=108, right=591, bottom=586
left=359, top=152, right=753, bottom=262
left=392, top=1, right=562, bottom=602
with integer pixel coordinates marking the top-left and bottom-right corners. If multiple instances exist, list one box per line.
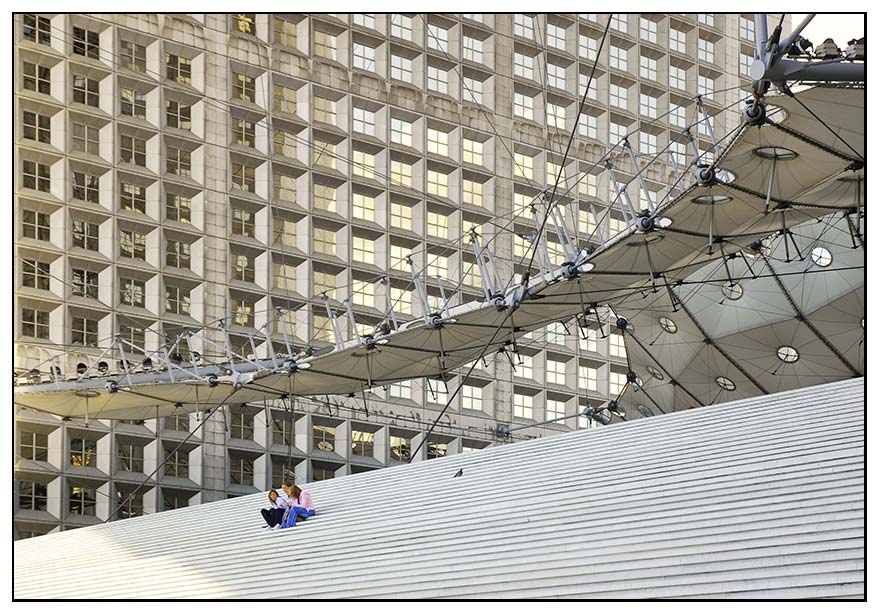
left=13, top=12, right=772, bottom=537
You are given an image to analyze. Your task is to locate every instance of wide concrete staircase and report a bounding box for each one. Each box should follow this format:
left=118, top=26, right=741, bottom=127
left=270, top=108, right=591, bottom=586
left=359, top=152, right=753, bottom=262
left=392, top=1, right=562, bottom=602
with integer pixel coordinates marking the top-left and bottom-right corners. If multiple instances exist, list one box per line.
left=14, top=378, right=864, bottom=599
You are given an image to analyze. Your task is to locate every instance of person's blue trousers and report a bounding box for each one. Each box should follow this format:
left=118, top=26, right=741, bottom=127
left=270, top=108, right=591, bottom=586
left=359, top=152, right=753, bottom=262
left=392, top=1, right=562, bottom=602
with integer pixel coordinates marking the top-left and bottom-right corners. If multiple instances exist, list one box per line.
left=281, top=506, right=315, bottom=528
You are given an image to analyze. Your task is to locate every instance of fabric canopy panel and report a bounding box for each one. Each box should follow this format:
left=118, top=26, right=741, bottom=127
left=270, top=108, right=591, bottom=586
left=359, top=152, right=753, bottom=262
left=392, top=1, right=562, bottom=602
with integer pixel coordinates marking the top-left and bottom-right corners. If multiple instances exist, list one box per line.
left=13, top=87, right=864, bottom=419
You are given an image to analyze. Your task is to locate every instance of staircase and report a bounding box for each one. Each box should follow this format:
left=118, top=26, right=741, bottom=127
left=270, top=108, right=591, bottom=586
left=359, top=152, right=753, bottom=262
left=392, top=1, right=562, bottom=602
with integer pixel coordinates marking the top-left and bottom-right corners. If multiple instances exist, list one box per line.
left=14, top=378, right=864, bottom=599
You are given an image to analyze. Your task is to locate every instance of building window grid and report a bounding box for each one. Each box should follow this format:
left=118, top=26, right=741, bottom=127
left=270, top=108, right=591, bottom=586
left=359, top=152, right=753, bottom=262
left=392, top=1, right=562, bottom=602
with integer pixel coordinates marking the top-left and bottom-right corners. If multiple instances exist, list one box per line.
left=72, top=122, right=99, bottom=154
left=73, top=171, right=100, bottom=203
left=69, top=485, right=97, bottom=516
left=120, top=135, right=146, bottom=166
left=71, top=316, right=99, bottom=346
left=391, top=14, right=413, bottom=41
left=514, top=393, right=534, bottom=419
left=23, top=14, right=52, bottom=45
left=20, top=431, right=49, bottom=462
left=233, top=73, right=256, bottom=103
left=21, top=259, right=50, bottom=290
left=22, top=111, right=50, bottom=143
left=639, top=18, right=658, bottom=43
left=21, top=308, right=49, bottom=338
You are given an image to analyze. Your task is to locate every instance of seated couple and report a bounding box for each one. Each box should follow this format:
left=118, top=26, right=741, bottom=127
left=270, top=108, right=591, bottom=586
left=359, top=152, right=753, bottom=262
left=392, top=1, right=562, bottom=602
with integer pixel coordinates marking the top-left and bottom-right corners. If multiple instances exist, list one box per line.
left=260, top=480, right=315, bottom=530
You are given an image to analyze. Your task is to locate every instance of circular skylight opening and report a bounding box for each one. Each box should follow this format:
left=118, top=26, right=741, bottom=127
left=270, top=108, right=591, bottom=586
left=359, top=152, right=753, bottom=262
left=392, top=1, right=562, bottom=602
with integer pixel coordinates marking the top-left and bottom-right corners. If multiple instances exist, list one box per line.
left=777, top=346, right=799, bottom=363
left=754, top=146, right=798, bottom=160
left=716, top=376, right=736, bottom=391
left=692, top=195, right=733, bottom=205
left=647, top=366, right=665, bottom=381
left=722, top=282, right=744, bottom=301
left=659, top=317, right=678, bottom=334
left=811, top=246, right=833, bottom=268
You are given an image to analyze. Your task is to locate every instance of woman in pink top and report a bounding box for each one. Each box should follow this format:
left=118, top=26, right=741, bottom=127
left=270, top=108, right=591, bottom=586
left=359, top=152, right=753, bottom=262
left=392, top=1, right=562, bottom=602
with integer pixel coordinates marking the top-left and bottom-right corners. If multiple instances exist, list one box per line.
left=280, top=481, right=315, bottom=528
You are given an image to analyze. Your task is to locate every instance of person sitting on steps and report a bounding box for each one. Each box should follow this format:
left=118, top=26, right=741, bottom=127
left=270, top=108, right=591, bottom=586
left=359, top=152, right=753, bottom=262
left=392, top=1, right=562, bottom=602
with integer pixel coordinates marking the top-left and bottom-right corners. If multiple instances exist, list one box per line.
left=279, top=480, right=315, bottom=528
left=260, top=489, right=287, bottom=529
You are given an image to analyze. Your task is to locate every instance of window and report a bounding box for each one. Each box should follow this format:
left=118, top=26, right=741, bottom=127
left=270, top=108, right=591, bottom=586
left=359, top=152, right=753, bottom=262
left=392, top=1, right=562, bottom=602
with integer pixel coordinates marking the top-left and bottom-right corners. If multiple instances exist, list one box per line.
left=669, top=65, right=687, bottom=90
left=352, top=149, right=375, bottom=179
left=166, top=239, right=191, bottom=269
left=314, top=30, right=337, bottom=61
left=610, top=14, right=627, bottom=33
left=547, top=103, right=566, bottom=129
left=546, top=23, right=565, bottom=49
left=610, top=333, right=627, bottom=357
left=71, top=219, right=98, bottom=250
left=313, top=97, right=336, bottom=124
left=390, top=118, right=413, bottom=146
left=233, top=73, right=256, bottom=103
left=427, top=210, right=448, bottom=238
left=118, top=442, right=144, bottom=473
left=390, top=54, right=412, bottom=82
left=73, top=171, right=100, bottom=203
left=313, top=140, right=336, bottom=169
left=120, top=135, right=146, bottom=166
left=166, top=147, right=191, bottom=177
left=427, top=254, right=448, bottom=278
left=579, top=73, right=598, bottom=100
left=609, top=371, right=627, bottom=395
left=313, top=424, right=335, bottom=452
left=352, top=107, right=375, bottom=135
left=546, top=399, right=566, bottom=424
left=639, top=93, right=658, bottom=118
left=274, top=16, right=297, bottom=47
left=351, top=430, right=375, bottom=457
left=463, top=76, right=483, bottom=105
left=274, top=84, right=297, bottom=114
left=233, top=118, right=256, bottom=148
left=462, top=139, right=483, bottom=166
left=19, top=480, right=48, bottom=514
left=350, top=192, right=374, bottom=221
left=640, top=18, right=658, bottom=43
left=610, top=121, right=627, bottom=144
left=120, top=183, right=146, bottom=214
left=167, top=100, right=192, bottom=130
left=23, top=61, right=50, bottom=94
left=230, top=411, right=254, bottom=440
left=20, top=431, right=48, bottom=462
left=514, top=14, right=534, bottom=39
left=698, top=74, right=715, bottom=98
left=162, top=490, right=190, bottom=510
left=513, top=152, right=534, bottom=179
left=234, top=13, right=256, bottom=35
left=273, top=130, right=297, bottom=157
left=116, top=491, right=144, bottom=519
left=514, top=52, right=534, bottom=79
left=120, top=278, right=145, bottom=306
left=71, top=316, right=98, bottom=346
left=22, top=14, right=51, bottom=45
left=273, top=261, right=296, bottom=291
left=388, top=435, right=410, bottom=462
left=610, top=45, right=627, bottom=71
left=72, top=122, right=99, bottom=155
left=22, top=111, right=50, bottom=143
left=166, top=54, right=192, bottom=84
left=740, top=16, right=755, bottom=41
left=513, top=393, right=533, bottom=419
left=70, top=436, right=97, bottom=467
left=73, top=26, right=100, bottom=59
left=390, top=201, right=412, bottom=230
left=669, top=29, right=686, bottom=54
left=463, top=179, right=483, bottom=206
left=698, top=13, right=714, bottom=27
left=274, top=173, right=296, bottom=203
left=232, top=163, right=255, bottom=192
left=426, top=24, right=448, bottom=52
left=22, top=161, right=50, bottom=193
left=390, top=160, right=412, bottom=187
left=427, top=65, right=448, bottom=94
left=352, top=279, right=374, bottom=306
left=427, top=128, right=449, bottom=156
left=391, top=14, right=413, bottom=40
left=670, top=140, right=687, bottom=165
left=231, top=206, right=255, bottom=236
left=639, top=131, right=658, bottom=154
left=69, top=486, right=97, bottom=516
left=120, top=88, right=146, bottom=119
left=640, top=55, right=657, bottom=81
left=547, top=359, right=566, bottom=385
left=391, top=287, right=412, bottom=314
left=353, top=43, right=376, bottom=72
left=462, top=385, right=483, bottom=411
left=231, top=298, right=254, bottom=327
left=72, top=74, right=99, bottom=107
left=698, top=38, right=714, bottom=64
left=164, top=447, right=189, bottom=477
left=21, top=259, right=49, bottom=291
left=513, top=92, right=533, bottom=120
left=547, top=63, right=566, bottom=90
left=21, top=308, right=49, bottom=338
left=314, top=184, right=337, bottom=211
left=72, top=269, right=98, bottom=298
left=166, top=194, right=192, bottom=223
left=610, top=83, right=627, bottom=109
left=314, top=227, right=336, bottom=255
left=427, top=379, right=448, bottom=404
left=578, top=34, right=597, bottom=61
left=454, top=33, right=480, bottom=65
left=579, top=113, right=598, bottom=139
left=352, top=236, right=375, bottom=264
left=579, top=365, right=598, bottom=391
left=740, top=52, right=753, bottom=77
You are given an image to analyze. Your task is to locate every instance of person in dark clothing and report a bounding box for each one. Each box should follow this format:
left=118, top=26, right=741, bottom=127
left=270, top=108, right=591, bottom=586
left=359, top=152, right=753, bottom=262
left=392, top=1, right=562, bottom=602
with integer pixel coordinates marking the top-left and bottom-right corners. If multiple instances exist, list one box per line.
left=260, top=489, right=286, bottom=528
